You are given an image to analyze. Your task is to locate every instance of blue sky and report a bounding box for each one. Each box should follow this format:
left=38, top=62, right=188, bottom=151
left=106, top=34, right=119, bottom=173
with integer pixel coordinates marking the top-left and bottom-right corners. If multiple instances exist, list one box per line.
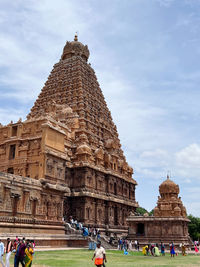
left=1, top=0, right=200, bottom=216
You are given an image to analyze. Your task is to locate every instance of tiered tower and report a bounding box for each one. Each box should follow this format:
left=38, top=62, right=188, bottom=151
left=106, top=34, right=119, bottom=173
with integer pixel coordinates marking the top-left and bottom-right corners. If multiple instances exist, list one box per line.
left=0, top=35, right=138, bottom=231
left=127, top=176, right=190, bottom=247
left=154, top=176, right=187, bottom=217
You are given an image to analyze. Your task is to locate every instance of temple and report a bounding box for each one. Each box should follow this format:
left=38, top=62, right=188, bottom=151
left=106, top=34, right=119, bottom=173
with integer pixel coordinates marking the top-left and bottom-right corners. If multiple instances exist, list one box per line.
left=0, top=35, right=138, bottom=242
left=127, top=176, right=191, bottom=247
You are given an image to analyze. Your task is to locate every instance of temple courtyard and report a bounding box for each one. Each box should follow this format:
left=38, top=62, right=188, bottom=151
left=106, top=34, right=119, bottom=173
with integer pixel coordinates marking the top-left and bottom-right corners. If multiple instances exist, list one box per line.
left=6, top=249, right=200, bottom=267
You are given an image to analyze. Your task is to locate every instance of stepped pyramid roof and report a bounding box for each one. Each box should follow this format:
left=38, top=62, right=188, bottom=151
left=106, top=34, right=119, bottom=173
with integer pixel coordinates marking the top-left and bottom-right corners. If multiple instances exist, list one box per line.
left=27, top=35, right=136, bottom=183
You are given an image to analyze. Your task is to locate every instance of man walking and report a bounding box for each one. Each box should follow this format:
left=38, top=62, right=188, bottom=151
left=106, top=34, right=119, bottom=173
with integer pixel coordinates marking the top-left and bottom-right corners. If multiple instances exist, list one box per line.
left=5, top=238, right=12, bottom=267
left=0, top=239, right=4, bottom=267
left=92, top=241, right=107, bottom=267
left=14, top=239, right=25, bottom=267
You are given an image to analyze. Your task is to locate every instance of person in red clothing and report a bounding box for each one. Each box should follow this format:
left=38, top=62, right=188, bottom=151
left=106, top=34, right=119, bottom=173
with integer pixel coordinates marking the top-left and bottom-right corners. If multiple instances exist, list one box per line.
left=92, top=242, right=107, bottom=267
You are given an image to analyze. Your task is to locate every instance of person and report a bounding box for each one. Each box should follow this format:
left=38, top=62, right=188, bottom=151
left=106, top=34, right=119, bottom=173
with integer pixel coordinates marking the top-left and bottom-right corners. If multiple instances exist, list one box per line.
left=117, top=239, right=120, bottom=250
left=31, top=240, right=35, bottom=249
left=5, top=238, right=12, bottom=267
left=93, top=228, right=97, bottom=238
left=83, top=227, right=89, bottom=237
left=181, top=243, right=186, bottom=256
left=160, top=242, right=165, bottom=256
left=134, top=240, right=137, bottom=250
left=24, top=243, right=34, bottom=267
left=154, top=244, right=160, bottom=257
left=13, top=239, right=18, bottom=254
left=0, top=239, right=4, bottom=267
left=79, top=222, right=83, bottom=230
left=170, top=242, right=176, bottom=257
left=129, top=240, right=133, bottom=251
left=108, top=236, right=113, bottom=245
left=195, top=244, right=199, bottom=253
left=137, top=240, right=140, bottom=251
left=97, top=231, right=101, bottom=242
left=14, top=239, right=25, bottom=267
left=150, top=244, right=155, bottom=256
left=142, top=245, right=148, bottom=256
left=92, top=242, right=107, bottom=267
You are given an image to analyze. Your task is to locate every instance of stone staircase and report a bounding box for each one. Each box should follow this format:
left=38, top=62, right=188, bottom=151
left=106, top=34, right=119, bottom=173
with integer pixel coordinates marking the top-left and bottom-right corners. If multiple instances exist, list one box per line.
left=0, top=223, right=88, bottom=247
left=87, top=234, right=117, bottom=250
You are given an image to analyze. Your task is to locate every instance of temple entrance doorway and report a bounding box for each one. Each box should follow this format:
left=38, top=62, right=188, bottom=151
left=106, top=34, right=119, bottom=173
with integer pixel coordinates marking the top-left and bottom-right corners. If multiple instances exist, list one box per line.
left=137, top=223, right=145, bottom=235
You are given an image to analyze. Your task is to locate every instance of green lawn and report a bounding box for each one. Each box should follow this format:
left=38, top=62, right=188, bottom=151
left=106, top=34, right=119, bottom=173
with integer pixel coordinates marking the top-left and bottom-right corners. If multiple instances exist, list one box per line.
left=9, top=249, right=200, bottom=267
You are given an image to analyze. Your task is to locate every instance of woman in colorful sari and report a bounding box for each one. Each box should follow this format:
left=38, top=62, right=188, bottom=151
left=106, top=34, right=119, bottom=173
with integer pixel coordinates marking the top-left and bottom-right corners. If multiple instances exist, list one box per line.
left=24, top=244, right=34, bottom=267
left=142, top=245, right=148, bottom=255
left=194, top=245, right=199, bottom=253
left=154, top=244, right=160, bottom=257
left=170, top=242, right=176, bottom=257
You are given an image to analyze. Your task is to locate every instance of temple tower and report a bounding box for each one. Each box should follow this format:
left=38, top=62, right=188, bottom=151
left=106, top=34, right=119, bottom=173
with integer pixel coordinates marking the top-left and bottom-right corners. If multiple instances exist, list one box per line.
left=154, top=175, right=187, bottom=217
left=0, top=35, right=138, bottom=231
left=127, top=176, right=191, bottom=247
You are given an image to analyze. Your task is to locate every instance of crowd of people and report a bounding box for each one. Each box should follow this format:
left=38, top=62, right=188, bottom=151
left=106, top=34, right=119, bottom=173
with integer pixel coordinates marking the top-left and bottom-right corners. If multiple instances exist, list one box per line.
left=69, top=216, right=101, bottom=241
left=142, top=242, right=191, bottom=257
left=0, top=236, right=34, bottom=267
left=142, top=243, right=164, bottom=257
left=117, top=239, right=139, bottom=251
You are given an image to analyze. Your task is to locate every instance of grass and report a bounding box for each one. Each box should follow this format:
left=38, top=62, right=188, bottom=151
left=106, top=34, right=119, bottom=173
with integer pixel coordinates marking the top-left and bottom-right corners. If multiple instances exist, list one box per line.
left=8, top=249, right=200, bottom=267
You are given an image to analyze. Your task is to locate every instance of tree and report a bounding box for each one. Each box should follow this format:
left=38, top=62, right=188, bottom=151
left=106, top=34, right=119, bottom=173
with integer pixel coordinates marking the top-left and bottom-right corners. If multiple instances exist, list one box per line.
left=188, top=215, right=200, bottom=241
left=136, top=207, right=148, bottom=216
left=149, top=209, right=154, bottom=216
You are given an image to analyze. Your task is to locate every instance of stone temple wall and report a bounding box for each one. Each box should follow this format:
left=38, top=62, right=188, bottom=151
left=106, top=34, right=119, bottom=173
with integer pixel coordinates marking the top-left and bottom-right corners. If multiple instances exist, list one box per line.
left=0, top=171, right=69, bottom=232
left=0, top=35, right=138, bottom=231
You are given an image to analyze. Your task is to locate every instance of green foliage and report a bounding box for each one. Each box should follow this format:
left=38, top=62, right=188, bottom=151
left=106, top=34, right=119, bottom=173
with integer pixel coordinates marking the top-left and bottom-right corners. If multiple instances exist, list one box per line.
left=149, top=209, right=154, bottom=216
left=136, top=207, right=148, bottom=215
left=188, top=214, right=200, bottom=241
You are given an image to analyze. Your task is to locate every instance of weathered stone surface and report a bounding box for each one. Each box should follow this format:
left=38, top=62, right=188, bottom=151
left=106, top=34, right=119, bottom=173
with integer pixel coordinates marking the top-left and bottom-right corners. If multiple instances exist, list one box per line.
left=127, top=176, right=191, bottom=247
left=0, top=172, right=68, bottom=233
left=0, top=35, right=138, bottom=232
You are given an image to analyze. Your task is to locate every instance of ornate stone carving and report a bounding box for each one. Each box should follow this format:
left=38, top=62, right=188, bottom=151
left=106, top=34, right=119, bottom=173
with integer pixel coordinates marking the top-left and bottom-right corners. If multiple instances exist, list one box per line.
left=0, top=35, right=138, bottom=229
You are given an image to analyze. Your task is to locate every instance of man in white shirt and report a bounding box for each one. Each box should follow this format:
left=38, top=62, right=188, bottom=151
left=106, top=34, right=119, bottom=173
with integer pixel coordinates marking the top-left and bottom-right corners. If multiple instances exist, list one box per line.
left=0, top=239, right=5, bottom=267
left=92, top=241, right=107, bottom=267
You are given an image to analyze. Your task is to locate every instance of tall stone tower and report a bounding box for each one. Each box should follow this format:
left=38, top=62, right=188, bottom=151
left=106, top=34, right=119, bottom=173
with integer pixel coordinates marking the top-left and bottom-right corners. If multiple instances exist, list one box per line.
left=0, top=35, right=138, bottom=230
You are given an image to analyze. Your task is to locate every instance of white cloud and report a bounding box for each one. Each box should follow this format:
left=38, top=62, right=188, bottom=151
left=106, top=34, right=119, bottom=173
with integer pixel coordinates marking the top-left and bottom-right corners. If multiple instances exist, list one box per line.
left=140, top=149, right=168, bottom=159
left=0, top=108, right=23, bottom=124
left=156, top=0, right=175, bottom=7
left=176, top=144, right=200, bottom=169
left=0, top=0, right=200, bottom=216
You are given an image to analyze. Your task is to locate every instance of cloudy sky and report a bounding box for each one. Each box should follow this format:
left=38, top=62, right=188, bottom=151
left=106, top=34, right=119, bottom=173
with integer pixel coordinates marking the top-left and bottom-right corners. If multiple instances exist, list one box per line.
left=1, top=0, right=200, bottom=216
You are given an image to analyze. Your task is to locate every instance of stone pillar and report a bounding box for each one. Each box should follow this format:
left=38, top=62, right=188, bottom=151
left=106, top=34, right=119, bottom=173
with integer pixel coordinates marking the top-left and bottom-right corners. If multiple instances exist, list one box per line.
left=104, top=201, right=109, bottom=225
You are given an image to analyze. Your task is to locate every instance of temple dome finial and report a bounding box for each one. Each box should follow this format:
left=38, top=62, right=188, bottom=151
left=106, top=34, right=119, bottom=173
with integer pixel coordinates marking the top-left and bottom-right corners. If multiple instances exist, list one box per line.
left=61, top=34, right=90, bottom=62
left=74, top=32, right=78, bottom=41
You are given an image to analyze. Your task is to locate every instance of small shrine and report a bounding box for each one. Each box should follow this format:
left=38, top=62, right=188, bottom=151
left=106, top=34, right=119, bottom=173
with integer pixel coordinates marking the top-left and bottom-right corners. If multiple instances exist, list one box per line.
left=127, top=176, right=191, bottom=247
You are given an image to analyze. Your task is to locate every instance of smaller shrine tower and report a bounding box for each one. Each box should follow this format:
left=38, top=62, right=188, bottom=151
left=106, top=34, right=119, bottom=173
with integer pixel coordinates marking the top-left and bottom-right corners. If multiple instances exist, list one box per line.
left=154, top=175, right=187, bottom=218
left=127, top=176, right=191, bottom=247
